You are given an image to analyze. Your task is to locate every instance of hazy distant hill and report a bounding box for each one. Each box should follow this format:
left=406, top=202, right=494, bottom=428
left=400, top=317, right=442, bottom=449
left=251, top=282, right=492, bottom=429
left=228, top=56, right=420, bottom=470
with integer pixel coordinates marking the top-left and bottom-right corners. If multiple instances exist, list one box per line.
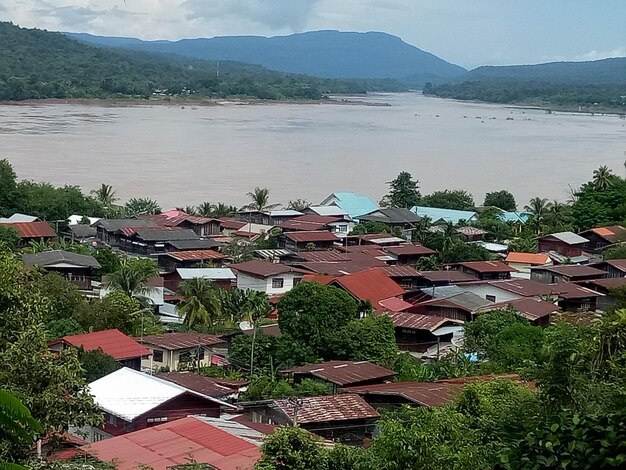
left=66, top=30, right=467, bottom=84
left=462, top=58, right=626, bottom=85
left=0, top=22, right=396, bottom=101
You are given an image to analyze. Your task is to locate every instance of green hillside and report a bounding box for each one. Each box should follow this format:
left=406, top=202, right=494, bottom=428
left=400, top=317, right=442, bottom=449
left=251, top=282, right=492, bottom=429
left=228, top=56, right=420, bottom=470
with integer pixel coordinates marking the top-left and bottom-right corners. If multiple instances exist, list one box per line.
left=0, top=22, right=401, bottom=101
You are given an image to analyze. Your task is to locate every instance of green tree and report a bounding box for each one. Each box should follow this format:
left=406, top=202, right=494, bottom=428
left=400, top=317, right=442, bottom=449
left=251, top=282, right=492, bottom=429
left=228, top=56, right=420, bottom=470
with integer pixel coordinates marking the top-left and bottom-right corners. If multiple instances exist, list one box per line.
left=93, top=247, right=122, bottom=277
left=349, top=221, right=394, bottom=235
left=123, top=197, right=161, bottom=217
left=345, top=314, right=399, bottom=365
left=421, top=189, right=475, bottom=211
left=31, top=272, right=87, bottom=323
left=177, top=278, right=223, bottom=330
left=90, top=184, right=117, bottom=213
left=106, top=258, right=158, bottom=298
left=76, top=291, right=141, bottom=335
left=488, top=323, right=544, bottom=372
left=245, top=187, right=280, bottom=211
left=544, top=201, right=573, bottom=232
left=44, top=318, right=84, bottom=341
left=286, top=199, right=310, bottom=211
left=380, top=171, right=421, bottom=208
left=0, top=159, right=18, bottom=217
left=0, top=389, right=42, bottom=467
left=0, top=225, right=20, bottom=252
left=257, top=426, right=328, bottom=470
left=592, top=165, right=615, bottom=190
left=80, top=349, right=121, bottom=383
left=278, top=282, right=359, bottom=359
left=524, top=197, right=551, bottom=235
left=465, top=309, right=528, bottom=357
left=605, top=244, right=626, bottom=260
left=440, top=241, right=491, bottom=263
left=484, top=190, right=517, bottom=211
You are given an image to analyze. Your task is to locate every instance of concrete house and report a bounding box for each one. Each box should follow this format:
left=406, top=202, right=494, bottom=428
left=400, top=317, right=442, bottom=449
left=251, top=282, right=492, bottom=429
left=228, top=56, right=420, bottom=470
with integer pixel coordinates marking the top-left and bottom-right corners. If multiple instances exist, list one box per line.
left=138, top=333, right=227, bottom=372
left=231, top=260, right=308, bottom=295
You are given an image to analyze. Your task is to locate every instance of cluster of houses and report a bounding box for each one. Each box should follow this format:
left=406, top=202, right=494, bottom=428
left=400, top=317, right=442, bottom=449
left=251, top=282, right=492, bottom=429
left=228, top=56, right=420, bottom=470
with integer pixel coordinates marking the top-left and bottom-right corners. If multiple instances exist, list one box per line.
left=3, top=192, right=626, bottom=469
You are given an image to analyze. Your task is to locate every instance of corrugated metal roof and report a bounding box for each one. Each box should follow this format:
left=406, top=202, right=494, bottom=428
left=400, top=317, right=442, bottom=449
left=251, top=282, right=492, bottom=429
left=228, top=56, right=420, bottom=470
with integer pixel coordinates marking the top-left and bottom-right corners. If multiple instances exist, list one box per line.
left=254, top=249, right=294, bottom=259
left=176, top=268, right=236, bottom=280
left=542, top=265, right=606, bottom=277
left=477, top=298, right=560, bottom=321
left=418, top=270, right=477, bottom=283
left=360, top=207, right=422, bottom=224
left=267, top=210, right=304, bottom=217
left=0, top=213, right=39, bottom=223
left=386, top=244, right=436, bottom=257
left=378, top=296, right=414, bottom=312
left=331, top=269, right=405, bottom=310
left=283, top=230, right=340, bottom=243
left=50, top=328, right=150, bottom=360
left=274, top=394, right=379, bottom=424
left=0, top=221, right=56, bottom=238
left=82, top=416, right=261, bottom=470
left=93, top=219, right=158, bottom=232
left=139, top=332, right=225, bottom=350
left=505, top=252, right=552, bottom=265
left=381, top=265, right=421, bottom=278
left=166, top=250, right=226, bottom=261
left=542, top=231, right=589, bottom=245
left=320, top=192, right=379, bottom=219
left=232, top=260, right=308, bottom=278
left=419, top=292, right=493, bottom=311
left=284, top=360, right=396, bottom=386
left=410, top=206, right=478, bottom=224
left=22, top=250, right=101, bottom=269
left=158, top=372, right=243, bottom=398
left=343, top=381, right=463, bottom=407
left=307, top=205, right=349, bottom=217
left=454, top=261, right=517, bottom=273
left=386, top=312, right=462, bottom=331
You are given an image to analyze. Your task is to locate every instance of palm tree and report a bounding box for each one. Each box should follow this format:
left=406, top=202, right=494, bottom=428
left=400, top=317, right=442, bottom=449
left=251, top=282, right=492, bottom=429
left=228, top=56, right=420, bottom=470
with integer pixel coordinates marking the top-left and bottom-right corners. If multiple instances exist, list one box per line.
left=177, top=278, right=222, bottom=330
left=524, top=197, right=552, bottom=235
left=592, top=165, right=614, bottom=190
left=545, top=200, right=573, bottom=232
left=241, top=290, right=272, bottom=375
left=106, top=259, right=159, bottom=298
left=212, top=203, right=237, bottom=217
left=124, top=198, right=161, bottom=217
left=91, top=184, right=118, bottom=209
left=184, top=205, right=198, bottom=216
left=286, top=199, right=310, bottom=212
left=245, top=187, right=280, bottom=211
left=197, top=202, right=215, bottom=217
left=441, top=222, right=460, bottom=252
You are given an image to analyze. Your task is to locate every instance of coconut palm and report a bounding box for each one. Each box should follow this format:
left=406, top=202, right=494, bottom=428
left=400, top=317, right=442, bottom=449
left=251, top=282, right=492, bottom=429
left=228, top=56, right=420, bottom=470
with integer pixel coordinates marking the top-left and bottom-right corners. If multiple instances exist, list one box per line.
left=592, top=165, right=614, bottom=190
left=441, top=221, right=460, bottom=252
left=184, top=205, right=198, bottom=216
left=545, top=200, right=574, bottom=232
left=124, top=197, right=161, bottom=217
left=177, top=278, right=222, bottom=330
left=212, top=203, right=237, bottom=217
left=106, top=258, right=159, bottom=298
left=91, top=183, right=118, bottom=209
left=197, top=202, right=215, bottom=217
left=524, top=197, right=552, bottom=235
left=245, top=187, right=280, bottom=211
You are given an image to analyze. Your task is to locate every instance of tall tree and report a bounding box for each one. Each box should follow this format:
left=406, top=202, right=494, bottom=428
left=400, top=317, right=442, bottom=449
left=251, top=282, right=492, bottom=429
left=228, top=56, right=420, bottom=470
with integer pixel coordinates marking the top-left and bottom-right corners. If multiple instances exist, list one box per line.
left=245, top=187, right=280, bottom=211
left=0, top=389, right=42, bottom=467
left=484, top=190, right=517, bottom=211
left=0, top=159, right=18, bottom=217
left=90, top=184, right=118, bottom=212
left=106, top=258, right=158, bottom=298
left=421, top=189, right=475, bottom=211
left=124, top=197, right=161, bottom=217
left=592, top=165, right=614, bottom=190
left=380, top=171, right=421, bottom=208
left=524, top=197, right=552, bottom=234
left=177, top=278, right=222, bottom=330
left=286, top=199, right=310, bottom=212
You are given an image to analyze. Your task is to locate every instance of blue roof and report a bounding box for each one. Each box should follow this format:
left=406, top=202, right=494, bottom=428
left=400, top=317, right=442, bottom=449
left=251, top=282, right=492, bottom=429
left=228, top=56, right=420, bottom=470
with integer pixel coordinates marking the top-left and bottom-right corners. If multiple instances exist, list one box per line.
left=499, top=211, right=532, bottom=223
left=411, top=206, right=478, bottom=225
left=322, top=192, right=379, bottom=219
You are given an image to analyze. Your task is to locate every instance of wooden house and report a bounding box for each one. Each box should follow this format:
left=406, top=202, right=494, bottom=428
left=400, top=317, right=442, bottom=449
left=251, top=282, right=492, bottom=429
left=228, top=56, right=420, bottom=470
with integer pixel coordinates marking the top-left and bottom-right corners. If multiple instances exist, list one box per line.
left=22, top=250, right=101, bottom=290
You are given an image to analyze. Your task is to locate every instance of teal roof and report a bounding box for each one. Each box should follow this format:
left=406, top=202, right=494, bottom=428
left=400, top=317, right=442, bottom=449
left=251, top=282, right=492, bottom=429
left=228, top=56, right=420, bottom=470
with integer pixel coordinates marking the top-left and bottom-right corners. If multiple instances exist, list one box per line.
left=499, top=211, right=532, bottom=223
left=410, top=206, right=478, bottom=225
left=323, top=192, right=379, bottom=219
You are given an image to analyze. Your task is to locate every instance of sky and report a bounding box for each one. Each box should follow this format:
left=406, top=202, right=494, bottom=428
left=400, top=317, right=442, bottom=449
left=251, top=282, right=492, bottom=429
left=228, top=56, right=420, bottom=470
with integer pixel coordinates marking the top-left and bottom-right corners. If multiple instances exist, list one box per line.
left=2, top=0, right=625, bottom=68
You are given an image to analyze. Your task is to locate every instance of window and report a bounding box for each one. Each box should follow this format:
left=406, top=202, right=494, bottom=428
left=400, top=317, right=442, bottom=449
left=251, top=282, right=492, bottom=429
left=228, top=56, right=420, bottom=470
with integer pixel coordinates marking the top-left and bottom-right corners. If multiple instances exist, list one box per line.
left=337, top=224, right=348, bottom=233
left=486, top=295, right=496, bottom=302
left=293, top=277, right=303, bottom=286
left=107, top=414, right=117, bottom=425
left=93, top=432, right=107, bottom=442
left=146, top=417, right=168, bottom=426
left=153, top=349, right=164, bottom=362
left=272, top=278, right=284, bottom=288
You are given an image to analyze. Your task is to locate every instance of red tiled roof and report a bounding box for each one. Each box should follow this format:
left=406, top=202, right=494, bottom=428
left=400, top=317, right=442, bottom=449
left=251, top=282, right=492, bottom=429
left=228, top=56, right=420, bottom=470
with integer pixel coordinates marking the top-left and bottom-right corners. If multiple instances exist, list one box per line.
left=283, top=230, right=340, bottom=243
left=386, top=244, right=436, bottom=257
left=283, top=360, right=396, bottom=386
left=0, top=221, right=56, bottom=239
left=453, top=261, right=517, bottom=273
left=274, top=394, right=379, bottom=424
left=139, top=333, right=225, bottom=350
left=232, top=260, right=308, bottom=278
left=165, top=250, right=226, bottom=261
left=49, top=329, right=150, bottom=360
left=505, top=252, right=552, bottom=265
left=158, top=372, right=244, bottom=398
left=81, top=416, right=261, bottom=470
left=331, top=268, right=405, bottom=309
left=385, top=312, right=462, bottom=331
left=477, top=298, right=560, bottom=322
left=343, top=381, right=463, bottom=407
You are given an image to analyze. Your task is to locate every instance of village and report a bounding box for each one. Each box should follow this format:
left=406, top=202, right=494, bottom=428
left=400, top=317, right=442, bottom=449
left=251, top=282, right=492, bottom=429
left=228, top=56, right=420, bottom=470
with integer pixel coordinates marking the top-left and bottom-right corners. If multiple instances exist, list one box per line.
left=1, top=165, right=626, bottom=469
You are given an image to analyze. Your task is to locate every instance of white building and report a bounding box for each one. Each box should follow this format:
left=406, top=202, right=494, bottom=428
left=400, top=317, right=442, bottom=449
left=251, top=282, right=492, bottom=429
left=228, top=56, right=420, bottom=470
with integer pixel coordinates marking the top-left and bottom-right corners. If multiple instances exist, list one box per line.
left=231, top=260, right=308, bottom=295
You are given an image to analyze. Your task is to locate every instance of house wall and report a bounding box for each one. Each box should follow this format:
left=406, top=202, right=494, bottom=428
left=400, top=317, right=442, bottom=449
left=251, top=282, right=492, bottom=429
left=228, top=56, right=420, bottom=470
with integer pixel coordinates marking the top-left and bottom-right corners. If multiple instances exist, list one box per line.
left=460, top=285, right=522, bottom=304
left=424, top=305, right=471, bottom=322
left=236, top=272, right=303, bottom=295
left=45, top=267, right=93, bottom=290
left=538, top=239, right=583, bottom=257
left=328, top=221, right=354, bottom=237
left=141, top=345, right=221, bottom=372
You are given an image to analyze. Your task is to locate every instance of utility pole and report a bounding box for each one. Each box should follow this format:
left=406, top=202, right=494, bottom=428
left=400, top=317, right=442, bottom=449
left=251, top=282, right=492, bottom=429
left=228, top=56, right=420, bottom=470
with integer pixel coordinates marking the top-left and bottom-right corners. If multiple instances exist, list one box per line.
left=287, top=396, right=304, bottom=427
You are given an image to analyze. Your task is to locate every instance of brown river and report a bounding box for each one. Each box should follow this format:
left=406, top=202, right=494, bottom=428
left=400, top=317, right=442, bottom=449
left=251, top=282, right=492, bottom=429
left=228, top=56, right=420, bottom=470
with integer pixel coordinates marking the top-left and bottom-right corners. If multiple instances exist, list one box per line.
left=0, top=93, right=624, bottom=209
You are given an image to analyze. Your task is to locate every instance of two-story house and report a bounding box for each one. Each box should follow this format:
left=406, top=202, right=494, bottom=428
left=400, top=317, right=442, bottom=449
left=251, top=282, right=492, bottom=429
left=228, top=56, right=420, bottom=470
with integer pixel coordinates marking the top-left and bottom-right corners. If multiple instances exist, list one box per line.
left=231, top=260, right=309, bottom=294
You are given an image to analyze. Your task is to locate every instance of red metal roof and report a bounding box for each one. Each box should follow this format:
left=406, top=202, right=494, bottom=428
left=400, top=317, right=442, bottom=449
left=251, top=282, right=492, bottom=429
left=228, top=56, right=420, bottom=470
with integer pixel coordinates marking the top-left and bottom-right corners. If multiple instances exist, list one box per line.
left=378, top=296, right=414, bottom=312
left=283, top=360, right=396, bottom=386
left=542, top=265, right=606, bottom=278
left=381, top=265, right=422, bottom=278
left=453, top=261, right=517, bottom=273
left=139, top=333, right=225, bottom=350
left=0, top=221, right=56, bottom=239
left=386, top=244, right=436, bottom=257
left=385, top=311, right=462, bottom=331
left=232, top=260, right=309, bottom=278
left=577, top=277, right=626, bottom=291
left=283, top=230, right=340, bottom=243
left=583, top=225, right=626, bottom=243
left=81, top=416, right=261, bottom=470
left=274, top=394, right=379, bottom=424
left=50, top=329, right=150, bottom=360
left=417, top=270, right=478, bottom=283
left=331, top=268, right=405, bottom=309
left=158, top=371, right=243, bottom=398
left=505, top=252, right=552, bottom=265
left=219, top=218, right=247, bottom=230
left=343, top=381, right=464, bottom=407
left=166, top=250, right=226, bottom=261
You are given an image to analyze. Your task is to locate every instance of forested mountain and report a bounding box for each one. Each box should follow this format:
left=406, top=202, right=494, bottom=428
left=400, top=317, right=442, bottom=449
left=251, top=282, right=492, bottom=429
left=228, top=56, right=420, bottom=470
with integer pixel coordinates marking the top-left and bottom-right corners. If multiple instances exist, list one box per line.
left=0, top=22, right=399, bottom=101
left=67, top=30, right=467, bottom=85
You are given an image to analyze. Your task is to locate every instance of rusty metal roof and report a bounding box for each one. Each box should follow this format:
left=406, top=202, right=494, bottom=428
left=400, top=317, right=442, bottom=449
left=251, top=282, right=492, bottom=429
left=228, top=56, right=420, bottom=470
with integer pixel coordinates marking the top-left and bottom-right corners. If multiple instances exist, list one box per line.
left=385, top=311, right=462, bottom=331
left=330, top=268, right=405, bottom=309
left=283, top=230, right=340, bottom=243
left=343, top=381, right=463, bottom=407
left=453, top=261, right=517, bottom=273
left=283, top=360, right=396, bottom=386
left=165, top=250, right=226, bottom=261
left=382, top=265, right=421, bottom=278
left=138, top=332, right=225, bottom=350
left=0, top=221, right=56, bottom=238
left=158, top=371, right=244, bottom=398
left=386, top=244, right=436, bottom=257
left=477, top=298, right=560, bottom=321
left=274, top=394, right=379, bottom=424
left=232, top=260, right=309, bottom=278
left=540, top=265, right=607, bottom=278
left=280, top=214, right=343, bottom=231
left=417, top=270, right=478, bottom=283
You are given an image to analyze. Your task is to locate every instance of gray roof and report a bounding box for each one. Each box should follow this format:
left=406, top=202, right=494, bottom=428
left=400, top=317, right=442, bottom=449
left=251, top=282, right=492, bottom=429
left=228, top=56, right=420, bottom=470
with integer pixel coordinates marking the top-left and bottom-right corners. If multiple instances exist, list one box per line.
left=22, top=250, right=101, bottom=269
left=420, top=285, right=467, bottom=298
left=94, top=219, right=158, bottom=232
left=544, top=231, right=588, bottom=245
left=167, top=238, right=222, bottom=250
left=176, top=268, right=236, bottom=280
left=440, top=292, right=493, bottom=311
left=69, top=224, right=97, bottom=238
left=134, top=228, right=199, bottom=242
left=360, top=208, right=422, bottom=224
left=0, top=213, right=39, bottom=223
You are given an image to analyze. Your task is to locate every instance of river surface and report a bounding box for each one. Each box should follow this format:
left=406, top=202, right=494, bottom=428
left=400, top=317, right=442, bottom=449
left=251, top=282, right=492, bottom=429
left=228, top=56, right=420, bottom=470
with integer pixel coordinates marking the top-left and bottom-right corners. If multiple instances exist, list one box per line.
left=0, top=93, right=624, bottom=209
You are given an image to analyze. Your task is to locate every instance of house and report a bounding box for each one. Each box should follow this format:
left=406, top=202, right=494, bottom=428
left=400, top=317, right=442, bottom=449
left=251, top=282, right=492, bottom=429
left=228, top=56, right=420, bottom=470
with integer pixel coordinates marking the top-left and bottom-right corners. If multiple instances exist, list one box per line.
left=410, top=270, right=478, bottom=288
left=84, top=368, right=235, bottom=442
left=0, top=221, right=57, bottom=244
left=306, top=205, right=351, bottom=218
left=138, top=333, right=228, bottom=372
left=537, top=232, right=589, bottom=257
left=456, top=226, right=488, bottom=242
left=344, top=232, right=407, bottom=247
left=278, top=230, right=340, bottom=251
left=381, top=265, right=423, bottom=290
left=475, top=298, right=560, bottom=327
left=505, top=252, right=552, bottom=276
left=63, top=224, right=98, bottom=243
left=219, top=217, right=247, bottom=236
left=249, top=395, right=379, bottom=445
left=384, top=244, right=436, bottom=264
left=118, top=227, right=201, bottom=255
left=410, top=206, right=478, bottom=225
left=576, top=277, right=626, bottom=311
left=579, top=226, right=626, bottom=252
left=22, top=250, right=101, bottom=290
left=342, top=381, right=464, bottom=409
left=165, top=238, right=222, bottom=252
left=150, top=213, right=221, bottom=237
left=161, top=267, right=236, bottom=292
left=157, top=249, right=226, bottom=272
left=359, top=208, right=422, bottom=238
left=281, top=360, right=397, bottom=392
left=92, top=219, right=159, bottom=247
left=231, top=260, right=308, bottom=294
left=75, top=416, right=262, bottom=470
left=449, top=261, right=517, bottom=280
left=0, top=212, right=40, bottom=223
left=280, top=214, right=354, bottom=237
left=385, top=311, right=464, bottom=352
left=530, top=265, right=606, bottom=284
left=157, top=371, right=246, bottom=402
left=328, top=268, right=412, bottom=311
left=589, top=259, right=626, bottom=278
left=319, top=192, right=379, bottom=220
left=48, top=329, right=150, bottom=370
left=234, top=209, right=303, bottom=226
left=413, top=290, right=493, bottom=322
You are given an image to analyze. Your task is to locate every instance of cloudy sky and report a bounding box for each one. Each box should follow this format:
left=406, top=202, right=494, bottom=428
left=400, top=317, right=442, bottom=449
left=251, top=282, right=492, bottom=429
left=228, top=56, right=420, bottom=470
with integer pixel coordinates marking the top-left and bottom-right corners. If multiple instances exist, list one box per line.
left=2, top=0, right=625, bottom=68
